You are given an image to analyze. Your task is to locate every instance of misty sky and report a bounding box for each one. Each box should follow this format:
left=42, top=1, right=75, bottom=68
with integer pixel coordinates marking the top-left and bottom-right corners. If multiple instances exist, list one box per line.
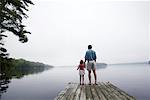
left=5, top=0, right=150, bottom=66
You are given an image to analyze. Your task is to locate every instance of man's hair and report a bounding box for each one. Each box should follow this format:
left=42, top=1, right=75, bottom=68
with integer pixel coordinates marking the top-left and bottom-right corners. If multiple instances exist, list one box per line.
left=88, top=45, right=92, bottom=49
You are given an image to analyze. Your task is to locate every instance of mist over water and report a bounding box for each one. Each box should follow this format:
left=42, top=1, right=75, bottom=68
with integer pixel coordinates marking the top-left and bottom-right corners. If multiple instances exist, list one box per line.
left=1, top=63, right=150, bottom=100
left=5, top=1, right=149, bottom=66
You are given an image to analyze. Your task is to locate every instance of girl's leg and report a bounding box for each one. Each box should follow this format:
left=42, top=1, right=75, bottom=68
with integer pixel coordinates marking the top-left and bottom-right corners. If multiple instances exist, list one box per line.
left=82, top=75, right=84, bottom=85
left=80, top=75, right=81, bottom=85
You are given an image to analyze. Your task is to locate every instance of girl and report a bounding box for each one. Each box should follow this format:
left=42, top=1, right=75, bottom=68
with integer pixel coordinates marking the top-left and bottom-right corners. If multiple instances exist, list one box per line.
left=77, top=60, right=85, bottom=85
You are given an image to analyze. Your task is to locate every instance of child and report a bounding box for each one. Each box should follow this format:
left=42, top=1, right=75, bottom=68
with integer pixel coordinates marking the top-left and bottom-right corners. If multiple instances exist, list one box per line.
left=77, top=60, right=85, bottom=85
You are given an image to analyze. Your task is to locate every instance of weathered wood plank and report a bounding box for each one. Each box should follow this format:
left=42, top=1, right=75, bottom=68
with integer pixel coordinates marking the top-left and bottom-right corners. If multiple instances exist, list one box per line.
left=80, top=85, right=86, bottom=100
left=108, top=82, right=136, bottom=100
left=91, top=84, right=99, bottom=100
left=67, top=83, right=79, bottom=100
left=105, top=82, right=128, bottom=100
left=61, top=83, right=78, bottom=100
left=74, top=85, right=82, bottom=100
left=54, top=82, right=136, bottom=100
left=54, top=84, right=71, bottom=100
left=94, top=84, right=107, bottom=100
left=98, top=82, right=114, bottom=100
left=85, top=84, right=93, bottom=100
left=102, top=82, right=123, bottom=100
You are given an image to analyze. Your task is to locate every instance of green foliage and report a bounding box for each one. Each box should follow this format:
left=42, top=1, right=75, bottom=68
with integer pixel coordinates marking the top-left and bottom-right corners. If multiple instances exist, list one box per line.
left=0, top=58, right=53, bottom=79
left=0, top=58, right=52, bottom=96
left=0, top=0, right=34, bottom=58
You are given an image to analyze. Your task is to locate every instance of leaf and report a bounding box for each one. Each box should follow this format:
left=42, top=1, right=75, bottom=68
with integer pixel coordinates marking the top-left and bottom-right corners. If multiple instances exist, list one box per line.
left=0, top=43, right=4, bottom=45
left=0, top=34, right=8, bottom=37
left=0, top=47, right=7, bottom=52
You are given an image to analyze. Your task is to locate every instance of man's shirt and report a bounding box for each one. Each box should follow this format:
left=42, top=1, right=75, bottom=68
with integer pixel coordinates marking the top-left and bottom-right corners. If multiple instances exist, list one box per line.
left=85, top=49, right=97, bottom=61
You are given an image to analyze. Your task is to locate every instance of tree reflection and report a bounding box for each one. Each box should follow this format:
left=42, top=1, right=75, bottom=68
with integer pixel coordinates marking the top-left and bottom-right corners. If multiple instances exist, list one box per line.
left=0, top=73, right=10, bottom=99
left=0, top=58, right=53, bottom=98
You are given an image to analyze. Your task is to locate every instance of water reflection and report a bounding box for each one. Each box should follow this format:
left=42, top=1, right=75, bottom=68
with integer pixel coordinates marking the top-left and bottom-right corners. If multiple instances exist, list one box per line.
left=96, top=63, right=107, bottom=70
left=0, top=63, right=53, bottom=99
left=0, top=73, right=10, bottom=99
left=1, top=63, right=150, bottom=100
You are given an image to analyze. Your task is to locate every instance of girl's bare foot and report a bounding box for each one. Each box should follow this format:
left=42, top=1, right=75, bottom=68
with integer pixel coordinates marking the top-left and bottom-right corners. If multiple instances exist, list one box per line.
left=95, top=82, right=98, bottom=85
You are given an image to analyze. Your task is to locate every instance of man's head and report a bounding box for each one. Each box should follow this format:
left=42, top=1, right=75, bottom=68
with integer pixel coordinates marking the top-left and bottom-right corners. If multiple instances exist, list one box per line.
left=88, top=45, right=92, bottom=49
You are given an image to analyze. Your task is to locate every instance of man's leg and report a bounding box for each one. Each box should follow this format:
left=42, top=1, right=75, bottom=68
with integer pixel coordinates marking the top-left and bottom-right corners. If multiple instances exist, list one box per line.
left=93, top=69, right=97, bottom=84
left=88, top=70, right=91, bottom=85
left=82, top=75, right=84, bottom=85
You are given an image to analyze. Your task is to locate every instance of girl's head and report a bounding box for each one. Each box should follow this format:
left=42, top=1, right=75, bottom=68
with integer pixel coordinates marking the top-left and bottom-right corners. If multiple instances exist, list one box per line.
left=80, top=60, right=84, bottom=64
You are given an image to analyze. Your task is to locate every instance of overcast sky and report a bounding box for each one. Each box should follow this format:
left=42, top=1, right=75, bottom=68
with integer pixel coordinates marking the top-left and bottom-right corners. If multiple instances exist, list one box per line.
left=5, top=0, right=149, bottom=66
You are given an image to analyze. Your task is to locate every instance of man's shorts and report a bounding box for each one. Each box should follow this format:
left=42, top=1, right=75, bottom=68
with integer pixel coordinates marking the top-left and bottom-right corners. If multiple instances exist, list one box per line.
left=87, top=61, right=96, bottom=71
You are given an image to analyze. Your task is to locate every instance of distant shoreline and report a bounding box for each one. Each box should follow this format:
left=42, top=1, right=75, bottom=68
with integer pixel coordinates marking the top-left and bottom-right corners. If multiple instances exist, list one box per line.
left=0, top=58, right=53, bottom=79
left=53, top=61, right=149, bottom=67
left=109, top=61, right=149, bottom=65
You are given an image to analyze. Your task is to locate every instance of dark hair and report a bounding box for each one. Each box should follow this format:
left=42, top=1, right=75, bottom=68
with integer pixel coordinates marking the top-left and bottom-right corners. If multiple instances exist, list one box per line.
left=88, top=45, right=92, bottom=49
left=80, top=60, right=84, bottom=64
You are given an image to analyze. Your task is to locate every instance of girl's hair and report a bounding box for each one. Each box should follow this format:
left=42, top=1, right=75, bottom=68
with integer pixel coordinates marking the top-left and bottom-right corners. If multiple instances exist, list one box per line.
left=80, top=60, right=84, bottom=64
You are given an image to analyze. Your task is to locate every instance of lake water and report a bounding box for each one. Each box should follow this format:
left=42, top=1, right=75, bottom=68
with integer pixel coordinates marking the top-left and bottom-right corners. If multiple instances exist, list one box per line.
left=1, top=63, right=150, bottom=100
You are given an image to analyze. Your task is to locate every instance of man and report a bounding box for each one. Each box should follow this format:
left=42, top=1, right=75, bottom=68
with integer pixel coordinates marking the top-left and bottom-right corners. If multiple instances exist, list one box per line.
left=85, top=45, right=97, bottom=85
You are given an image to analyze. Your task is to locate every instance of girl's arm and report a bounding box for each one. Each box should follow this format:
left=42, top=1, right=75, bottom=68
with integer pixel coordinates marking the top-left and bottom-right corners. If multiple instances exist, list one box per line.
left=77, top=66, right=79, bottom=70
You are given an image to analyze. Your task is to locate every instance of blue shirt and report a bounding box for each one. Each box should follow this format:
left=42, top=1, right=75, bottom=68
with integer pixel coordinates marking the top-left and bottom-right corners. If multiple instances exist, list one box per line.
left=85, top=49, right=97, bottom=61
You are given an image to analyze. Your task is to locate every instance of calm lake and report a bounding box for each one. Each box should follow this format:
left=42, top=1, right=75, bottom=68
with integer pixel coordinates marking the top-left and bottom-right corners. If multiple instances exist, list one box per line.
left=1, top=63, right=150, bottom=100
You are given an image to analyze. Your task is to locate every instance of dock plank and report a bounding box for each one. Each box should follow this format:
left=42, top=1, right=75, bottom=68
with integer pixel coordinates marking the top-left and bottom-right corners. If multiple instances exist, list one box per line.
left=94, top=84, right=107, bottom=100
left=98, top=82, right=114, bottom=100
left=54, top=82, right=136, bottom=100
left=85, top=84, right=93, bottom=100
left=67, top=83, right=79, bottom=100
left=74, top=85, right=81, bottom=100
left=105, top=82, right=128, bottom=100
left=91, top=85, right=99, bottom=100
left=80, top=85, right=86, bottom=100
left=108, top=82, right=136, bottom=100
left=101, top=82, right=122, bottom=100
left=55, top=84, right=71, bottom=100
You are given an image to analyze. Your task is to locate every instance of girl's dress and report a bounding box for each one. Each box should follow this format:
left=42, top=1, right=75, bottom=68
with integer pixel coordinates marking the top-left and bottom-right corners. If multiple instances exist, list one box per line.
left=78, top=64, right=85, bottom=75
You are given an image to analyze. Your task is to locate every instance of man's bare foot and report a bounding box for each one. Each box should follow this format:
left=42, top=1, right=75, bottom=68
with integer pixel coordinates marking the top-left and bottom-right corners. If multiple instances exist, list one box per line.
left=95, top=82, right=98, bottom=85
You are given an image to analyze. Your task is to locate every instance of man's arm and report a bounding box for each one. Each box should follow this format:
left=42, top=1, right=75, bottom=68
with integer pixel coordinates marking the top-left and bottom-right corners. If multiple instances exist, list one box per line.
left=84, top=58, right=87, bottom=63
left=94, top=51, right=97, bottom=62
left=84, top=51, right=87, bottom=63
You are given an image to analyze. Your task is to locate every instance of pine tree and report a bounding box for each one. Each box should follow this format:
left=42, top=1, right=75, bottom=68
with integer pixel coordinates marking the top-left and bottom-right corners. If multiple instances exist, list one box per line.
left=0, top=0, right=34, bottom=58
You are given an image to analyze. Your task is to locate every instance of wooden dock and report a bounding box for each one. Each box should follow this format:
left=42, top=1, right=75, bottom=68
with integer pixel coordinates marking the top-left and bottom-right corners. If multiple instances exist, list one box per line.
left=54, top=82, right=136, bottom=100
